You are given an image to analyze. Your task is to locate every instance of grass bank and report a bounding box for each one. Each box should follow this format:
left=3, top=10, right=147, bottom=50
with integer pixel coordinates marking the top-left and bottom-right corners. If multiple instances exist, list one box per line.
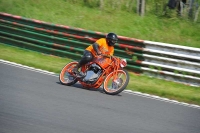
left=0, top=0, right=200, bottom=48
left=1, top=44, right=200, bottom=106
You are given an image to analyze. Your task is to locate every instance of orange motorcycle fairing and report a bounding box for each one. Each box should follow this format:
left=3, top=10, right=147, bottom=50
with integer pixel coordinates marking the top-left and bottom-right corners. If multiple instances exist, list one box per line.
left=93, top=56, right=112, bottom=69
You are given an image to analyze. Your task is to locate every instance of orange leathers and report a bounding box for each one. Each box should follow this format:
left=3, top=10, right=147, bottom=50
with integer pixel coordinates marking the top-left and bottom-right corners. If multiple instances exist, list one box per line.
left=86, top=38, right=114, bottom=56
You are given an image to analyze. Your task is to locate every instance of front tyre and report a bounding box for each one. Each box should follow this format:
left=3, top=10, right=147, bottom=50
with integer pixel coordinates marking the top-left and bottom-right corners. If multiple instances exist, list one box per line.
left=59, top=61, right=78, bottom=86
left=103, top=69, right=129, bottom=95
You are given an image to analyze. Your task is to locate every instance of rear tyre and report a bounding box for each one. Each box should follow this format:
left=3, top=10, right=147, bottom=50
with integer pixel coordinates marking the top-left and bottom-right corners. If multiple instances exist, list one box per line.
left=103, top=69, right=129, bottom=95
left=59, top=61, right=78, bottom=86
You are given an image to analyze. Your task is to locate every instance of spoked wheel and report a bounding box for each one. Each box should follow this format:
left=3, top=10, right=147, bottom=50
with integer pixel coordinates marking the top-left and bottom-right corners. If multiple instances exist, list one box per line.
left=59, top=61, right=78, bottom=86
left=103, top=69, right=129, bottom=95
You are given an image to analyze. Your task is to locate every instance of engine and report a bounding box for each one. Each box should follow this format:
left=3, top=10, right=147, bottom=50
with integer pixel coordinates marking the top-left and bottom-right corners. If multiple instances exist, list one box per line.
left=82, top=63, right=102, bottom=83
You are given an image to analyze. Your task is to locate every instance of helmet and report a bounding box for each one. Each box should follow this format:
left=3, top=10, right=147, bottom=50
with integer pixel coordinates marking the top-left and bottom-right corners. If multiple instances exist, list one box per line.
left=106, top=33, right=118, bottom=46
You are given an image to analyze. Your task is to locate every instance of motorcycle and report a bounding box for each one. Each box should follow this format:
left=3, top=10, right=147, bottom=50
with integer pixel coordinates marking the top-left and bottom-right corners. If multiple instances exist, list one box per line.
left=59, top=54, right=129, bottom=95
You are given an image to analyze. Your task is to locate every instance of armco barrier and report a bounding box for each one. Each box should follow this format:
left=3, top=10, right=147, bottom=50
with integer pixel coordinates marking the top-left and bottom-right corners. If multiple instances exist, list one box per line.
left=0, top=12, right=200, bottom=87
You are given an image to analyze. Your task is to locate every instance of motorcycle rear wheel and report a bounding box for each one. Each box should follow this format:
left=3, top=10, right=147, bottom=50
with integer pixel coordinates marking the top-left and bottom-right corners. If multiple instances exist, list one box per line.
left=59, top=61, right=78, bottom=86
left=103, top=69, right=129, bottom=95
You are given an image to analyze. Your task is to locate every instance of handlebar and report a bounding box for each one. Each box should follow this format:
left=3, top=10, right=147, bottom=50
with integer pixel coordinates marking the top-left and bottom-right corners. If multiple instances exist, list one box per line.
left=95, top=54, right=122, bottom=67
left=102, top=54, right=112, bottom=58
left=95, top=54, right=112, bottom=58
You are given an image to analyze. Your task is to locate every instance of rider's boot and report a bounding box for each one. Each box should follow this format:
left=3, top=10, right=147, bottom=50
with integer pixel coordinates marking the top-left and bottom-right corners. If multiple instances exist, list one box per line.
left=73, top=63, right=84, bottom=77
left=73, top=63, right=80, bottom=73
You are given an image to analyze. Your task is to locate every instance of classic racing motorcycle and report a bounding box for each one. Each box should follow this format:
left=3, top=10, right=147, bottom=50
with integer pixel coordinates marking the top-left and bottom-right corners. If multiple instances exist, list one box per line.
left=59, top=54, right=129, bottom=95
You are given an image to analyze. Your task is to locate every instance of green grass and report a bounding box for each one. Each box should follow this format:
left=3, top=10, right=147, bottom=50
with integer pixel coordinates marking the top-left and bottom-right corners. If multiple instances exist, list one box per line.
left=1, top=44, right=200, bottom=106
left=0, top=44, right=71, bottom=73
left=0, top=0, right=200, bottom=48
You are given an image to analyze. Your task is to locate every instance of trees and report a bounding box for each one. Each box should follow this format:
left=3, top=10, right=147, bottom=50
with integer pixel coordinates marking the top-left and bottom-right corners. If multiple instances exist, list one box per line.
left=67, top=0, right=199, bottom=22
left=137, top=0, right=146, bottom=16
left=165, top=0, right=199, bottom=21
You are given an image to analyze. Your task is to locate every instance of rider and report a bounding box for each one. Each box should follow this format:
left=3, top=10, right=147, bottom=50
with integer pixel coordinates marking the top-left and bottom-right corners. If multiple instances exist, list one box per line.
left=73, top=32, right=118, bottom=76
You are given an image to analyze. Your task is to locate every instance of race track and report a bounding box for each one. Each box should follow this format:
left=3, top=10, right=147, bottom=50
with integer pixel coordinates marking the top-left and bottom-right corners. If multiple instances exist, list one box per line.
left=0, top=61, right=200, bottom=133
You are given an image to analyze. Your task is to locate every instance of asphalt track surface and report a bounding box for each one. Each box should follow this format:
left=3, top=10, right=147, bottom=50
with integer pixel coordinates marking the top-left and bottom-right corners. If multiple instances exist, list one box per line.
left=0, top=61, right=200, bottom=133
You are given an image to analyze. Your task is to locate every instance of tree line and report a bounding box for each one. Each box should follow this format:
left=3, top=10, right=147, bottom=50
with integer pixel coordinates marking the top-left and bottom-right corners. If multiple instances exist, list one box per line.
left=67, top=0, right=200, bottom=22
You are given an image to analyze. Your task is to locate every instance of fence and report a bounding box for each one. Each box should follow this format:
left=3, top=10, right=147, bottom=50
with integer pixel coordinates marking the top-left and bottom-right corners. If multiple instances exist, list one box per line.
left=0, top=12, right=200, bottom=87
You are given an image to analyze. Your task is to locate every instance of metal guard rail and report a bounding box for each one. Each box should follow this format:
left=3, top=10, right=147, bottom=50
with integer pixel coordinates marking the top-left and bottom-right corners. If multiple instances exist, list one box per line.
left=0, top=12, right=200, bottom=87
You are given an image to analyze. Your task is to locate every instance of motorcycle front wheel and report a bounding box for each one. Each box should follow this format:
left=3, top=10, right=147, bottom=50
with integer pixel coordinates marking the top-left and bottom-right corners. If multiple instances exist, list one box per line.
left=103, top=69, right=129, bottom=95
left=59, top=61, right=78, bottom=86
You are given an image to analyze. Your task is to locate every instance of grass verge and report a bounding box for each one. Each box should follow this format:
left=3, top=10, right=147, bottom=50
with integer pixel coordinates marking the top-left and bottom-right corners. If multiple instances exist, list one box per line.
left=1, top=44, right=200, bottom=106
left=0, top=0, right=199, bottom=48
